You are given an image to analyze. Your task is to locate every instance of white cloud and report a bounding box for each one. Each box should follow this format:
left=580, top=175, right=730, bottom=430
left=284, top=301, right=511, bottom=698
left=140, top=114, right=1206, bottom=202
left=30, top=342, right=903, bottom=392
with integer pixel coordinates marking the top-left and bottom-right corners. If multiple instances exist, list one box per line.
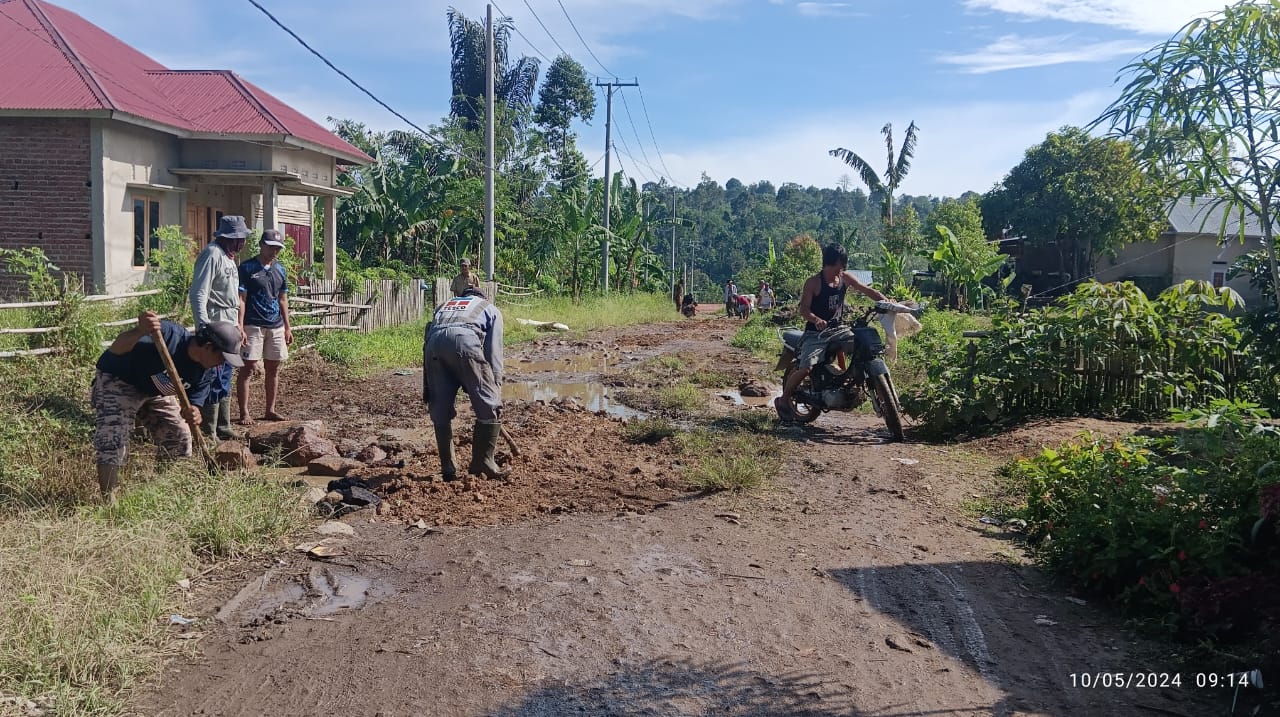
left=655, top=91, right=1114, bottom=197
left=939, top=34, right=1146, bottom=73
left=796, top=2, right=865, bottom=18
left=963, top=0, right=1228, bottom=34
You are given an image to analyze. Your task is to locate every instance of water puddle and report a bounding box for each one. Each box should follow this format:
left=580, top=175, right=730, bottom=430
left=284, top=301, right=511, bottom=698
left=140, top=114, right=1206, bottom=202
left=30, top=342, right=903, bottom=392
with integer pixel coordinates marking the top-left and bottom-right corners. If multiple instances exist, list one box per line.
left=505, top=381, right=645, bottom=419
left=716, top=390, right=778, bottom=408
left=512, top=352, right=609, bottom=374
left=308, top=566, right=374, bottom=616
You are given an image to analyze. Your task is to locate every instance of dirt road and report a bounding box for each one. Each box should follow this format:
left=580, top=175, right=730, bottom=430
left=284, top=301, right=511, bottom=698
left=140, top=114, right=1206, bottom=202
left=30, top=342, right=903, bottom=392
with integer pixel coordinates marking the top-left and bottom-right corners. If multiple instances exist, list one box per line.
left=135, top=318, right=1223, bottom=716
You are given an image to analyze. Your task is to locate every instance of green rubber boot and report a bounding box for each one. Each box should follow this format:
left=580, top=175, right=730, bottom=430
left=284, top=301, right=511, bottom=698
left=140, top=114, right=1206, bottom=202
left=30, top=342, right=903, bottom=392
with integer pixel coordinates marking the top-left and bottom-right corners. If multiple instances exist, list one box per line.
left=434, top=424, right=458, bottom=482
left=215, top=397, right=237, bottom=440
left=468, top=421, right=510, bottom=480
left=199, top=402, right=218, bottom=441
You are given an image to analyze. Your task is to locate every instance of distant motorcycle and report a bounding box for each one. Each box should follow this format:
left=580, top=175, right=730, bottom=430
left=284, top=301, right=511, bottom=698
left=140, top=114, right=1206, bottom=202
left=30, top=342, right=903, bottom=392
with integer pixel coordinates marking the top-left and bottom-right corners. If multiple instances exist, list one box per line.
left=774, top=301, right=921, bottom=441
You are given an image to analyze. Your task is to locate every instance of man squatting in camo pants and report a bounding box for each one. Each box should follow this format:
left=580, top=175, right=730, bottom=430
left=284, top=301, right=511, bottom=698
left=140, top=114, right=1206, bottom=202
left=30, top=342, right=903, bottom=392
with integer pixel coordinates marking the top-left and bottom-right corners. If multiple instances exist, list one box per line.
left=422, top=287, right=507, bottom=483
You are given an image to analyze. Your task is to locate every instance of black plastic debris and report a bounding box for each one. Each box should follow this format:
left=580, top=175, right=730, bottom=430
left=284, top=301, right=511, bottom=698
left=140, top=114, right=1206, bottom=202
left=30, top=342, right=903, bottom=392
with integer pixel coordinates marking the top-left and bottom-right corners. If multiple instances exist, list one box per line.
left=321, top=476, right=383, bottom=517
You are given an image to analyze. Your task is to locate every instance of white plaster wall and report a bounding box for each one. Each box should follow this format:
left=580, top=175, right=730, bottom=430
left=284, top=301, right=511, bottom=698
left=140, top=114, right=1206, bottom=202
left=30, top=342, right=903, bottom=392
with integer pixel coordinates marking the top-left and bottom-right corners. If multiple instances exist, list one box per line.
left=180, top=139, right=272, bottom=172
left=272, top=148, right=335, bottom=185
left=99, top=121, right=183, bottom=293
left=1094, top=235, right=1175, bottom=284
left=1172, top=234, right=1265, bottom=306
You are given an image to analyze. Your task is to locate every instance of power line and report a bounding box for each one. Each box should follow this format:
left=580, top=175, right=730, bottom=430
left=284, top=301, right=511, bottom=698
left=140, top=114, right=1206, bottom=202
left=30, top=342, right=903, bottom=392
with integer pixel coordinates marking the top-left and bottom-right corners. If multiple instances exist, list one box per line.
left=518, top=0, right=572, bottom=59
left=612, top=132, right=652, bottom=184
left=1027, top=234, right=1202, bottom=299
left=556, top=0, right=613, bottom=77
left=619, top=90, right=664, bottom=184
left=487, top=0, right=553, bottom=63
left=637, top=86, right=685, bottom=187
left=246, top=0, right=444, bottom=144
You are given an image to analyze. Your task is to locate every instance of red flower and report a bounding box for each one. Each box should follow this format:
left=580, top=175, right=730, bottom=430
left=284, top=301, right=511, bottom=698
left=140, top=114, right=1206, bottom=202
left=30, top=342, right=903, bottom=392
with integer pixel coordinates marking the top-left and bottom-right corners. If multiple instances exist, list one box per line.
left=1198, top=519, right=1208, bottom=530
left=1138, top=577, right=1147, bottom=586
left=1169, top=583, right=1181, bottom=594
left=1178, top=550, right=1187, bottom=561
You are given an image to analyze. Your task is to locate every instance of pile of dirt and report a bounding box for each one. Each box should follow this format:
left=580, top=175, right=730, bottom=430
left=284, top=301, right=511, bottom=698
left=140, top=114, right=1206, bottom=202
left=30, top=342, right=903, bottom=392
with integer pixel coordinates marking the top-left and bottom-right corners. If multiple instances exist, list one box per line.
left=361, top=400, right=689, bottom=526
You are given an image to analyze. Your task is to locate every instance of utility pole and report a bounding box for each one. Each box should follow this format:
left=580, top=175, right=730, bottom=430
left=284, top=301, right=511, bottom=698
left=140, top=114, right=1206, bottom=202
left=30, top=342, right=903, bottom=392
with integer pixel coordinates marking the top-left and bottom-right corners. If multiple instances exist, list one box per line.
left=669, top=187, right=677, bottom=299
left=595, top=78, right=637, bottom=293
left=483, top=4, right=496, bottom=282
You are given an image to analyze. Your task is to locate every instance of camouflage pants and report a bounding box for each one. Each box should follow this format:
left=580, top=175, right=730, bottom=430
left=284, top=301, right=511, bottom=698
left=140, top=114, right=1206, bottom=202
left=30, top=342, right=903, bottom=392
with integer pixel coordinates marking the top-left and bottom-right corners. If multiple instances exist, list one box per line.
left=91, top=371, right=192, bottom=466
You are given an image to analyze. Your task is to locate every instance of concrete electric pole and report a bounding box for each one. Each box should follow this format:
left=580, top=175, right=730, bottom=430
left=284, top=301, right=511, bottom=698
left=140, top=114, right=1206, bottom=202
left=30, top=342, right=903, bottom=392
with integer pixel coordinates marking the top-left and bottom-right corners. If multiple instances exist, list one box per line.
left=595, top=78, right=637, bottom=293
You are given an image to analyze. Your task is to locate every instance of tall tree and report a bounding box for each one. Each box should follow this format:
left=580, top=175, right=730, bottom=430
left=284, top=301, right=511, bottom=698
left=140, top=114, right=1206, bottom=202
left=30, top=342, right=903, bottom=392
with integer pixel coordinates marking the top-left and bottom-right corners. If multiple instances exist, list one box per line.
left=1094, top=0, right=1280, bottom=308
left=828, top=121, right=919, bottom=227
left=534, top=55, right=596, bottom=187
left=447, top=8, right=540, bottom=132
left=981, top=126, right=1166, bottom=284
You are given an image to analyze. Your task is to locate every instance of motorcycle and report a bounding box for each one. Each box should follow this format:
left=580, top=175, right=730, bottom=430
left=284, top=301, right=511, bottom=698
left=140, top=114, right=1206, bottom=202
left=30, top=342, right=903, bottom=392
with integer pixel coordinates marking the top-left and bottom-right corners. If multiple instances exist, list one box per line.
left=774, top=301, right=919, bottom=441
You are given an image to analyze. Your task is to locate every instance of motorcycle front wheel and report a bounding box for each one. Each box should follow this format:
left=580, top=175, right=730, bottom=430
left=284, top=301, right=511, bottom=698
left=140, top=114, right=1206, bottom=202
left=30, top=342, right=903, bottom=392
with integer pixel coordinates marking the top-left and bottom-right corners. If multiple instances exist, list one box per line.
left=779, top=366, right=821, bottom=423
left=871, top=373, right=905, bottom=441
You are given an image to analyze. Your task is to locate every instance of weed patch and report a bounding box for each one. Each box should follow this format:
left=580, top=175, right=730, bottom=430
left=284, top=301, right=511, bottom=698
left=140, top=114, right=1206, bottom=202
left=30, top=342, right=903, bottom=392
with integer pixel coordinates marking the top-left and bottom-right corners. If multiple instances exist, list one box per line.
left=677, top=430, right=782, bottom=492
left=730, top=315, right=783, bottom=361
left=623, top=416, right=678, bottom=444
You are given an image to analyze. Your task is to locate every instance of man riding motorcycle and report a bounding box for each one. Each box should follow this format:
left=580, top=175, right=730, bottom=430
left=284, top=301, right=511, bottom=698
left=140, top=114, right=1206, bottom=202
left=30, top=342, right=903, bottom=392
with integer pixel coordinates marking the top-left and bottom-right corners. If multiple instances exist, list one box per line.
left=775, top=243, right=887, bottom=421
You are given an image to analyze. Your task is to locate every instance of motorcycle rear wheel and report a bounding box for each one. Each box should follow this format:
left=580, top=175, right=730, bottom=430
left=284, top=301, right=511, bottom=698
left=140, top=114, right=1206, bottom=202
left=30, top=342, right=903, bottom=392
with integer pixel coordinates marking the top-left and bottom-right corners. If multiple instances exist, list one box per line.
left=779, top=367, right=821, bottom=424
left=871, top=373, right=905, bottom=441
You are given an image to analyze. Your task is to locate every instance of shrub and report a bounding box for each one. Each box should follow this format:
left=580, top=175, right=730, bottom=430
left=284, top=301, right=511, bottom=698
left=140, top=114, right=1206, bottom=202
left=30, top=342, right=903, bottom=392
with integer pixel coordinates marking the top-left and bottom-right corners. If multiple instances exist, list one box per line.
left=902, top=280, right=1255, bottom=435
left=1004, top=404, right=1280, bottom=635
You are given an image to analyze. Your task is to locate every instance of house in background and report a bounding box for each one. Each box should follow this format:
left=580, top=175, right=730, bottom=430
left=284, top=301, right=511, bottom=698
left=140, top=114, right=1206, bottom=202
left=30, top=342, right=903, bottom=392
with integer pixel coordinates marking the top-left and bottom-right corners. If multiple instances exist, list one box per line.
left=0, top=0, right=371, bottom=296
left=1004, top=198, right=1269, bottom=307
left=1094, top=199, right=1267, bottom=306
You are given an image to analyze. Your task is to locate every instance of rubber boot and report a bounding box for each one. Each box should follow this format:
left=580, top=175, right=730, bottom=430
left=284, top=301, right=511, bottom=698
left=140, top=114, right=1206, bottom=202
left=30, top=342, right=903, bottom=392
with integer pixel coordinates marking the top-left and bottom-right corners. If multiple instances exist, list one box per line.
left=216, top=397, right=237, bottom=440
left=468, top=421, right=510, bottom=481
left=97, top=463, right=120, bottom=504
left=199, top=402, right=218, bottom=441
left=434, top=424, right=458, bottom=482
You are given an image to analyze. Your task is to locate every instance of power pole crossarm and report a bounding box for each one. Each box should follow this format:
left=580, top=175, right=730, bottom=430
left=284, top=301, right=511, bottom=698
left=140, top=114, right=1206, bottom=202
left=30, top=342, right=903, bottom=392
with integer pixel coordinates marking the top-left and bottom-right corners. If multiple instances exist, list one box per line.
left=595, top=78, right=638, bottom=293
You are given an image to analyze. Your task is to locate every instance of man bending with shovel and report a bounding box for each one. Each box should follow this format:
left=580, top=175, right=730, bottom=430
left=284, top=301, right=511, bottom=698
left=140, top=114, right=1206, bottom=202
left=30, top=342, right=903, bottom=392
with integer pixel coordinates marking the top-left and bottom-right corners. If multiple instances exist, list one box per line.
left=422, top=287, right=506, bottom=485
left=91, top=311, right=244, bottom=501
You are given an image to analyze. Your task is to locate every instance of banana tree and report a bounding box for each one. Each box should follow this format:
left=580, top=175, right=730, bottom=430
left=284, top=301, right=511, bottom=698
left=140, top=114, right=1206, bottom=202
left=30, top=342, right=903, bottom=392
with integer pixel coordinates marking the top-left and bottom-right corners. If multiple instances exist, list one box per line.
left=828, top=121, right=919, bottom=228
left=931, top=226, right=1007, bottom=311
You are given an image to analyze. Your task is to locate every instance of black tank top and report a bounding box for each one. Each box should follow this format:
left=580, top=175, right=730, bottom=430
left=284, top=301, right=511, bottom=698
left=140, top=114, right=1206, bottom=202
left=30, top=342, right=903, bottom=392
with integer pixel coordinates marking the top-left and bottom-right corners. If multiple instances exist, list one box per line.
left=806, top=273, right=847, bottom=331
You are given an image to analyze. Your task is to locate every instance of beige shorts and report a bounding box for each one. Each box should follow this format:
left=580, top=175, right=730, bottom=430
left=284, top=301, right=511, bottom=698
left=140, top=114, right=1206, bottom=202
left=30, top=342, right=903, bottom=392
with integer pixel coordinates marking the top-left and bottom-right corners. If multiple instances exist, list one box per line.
left=243, top=325, right=289, bottom=362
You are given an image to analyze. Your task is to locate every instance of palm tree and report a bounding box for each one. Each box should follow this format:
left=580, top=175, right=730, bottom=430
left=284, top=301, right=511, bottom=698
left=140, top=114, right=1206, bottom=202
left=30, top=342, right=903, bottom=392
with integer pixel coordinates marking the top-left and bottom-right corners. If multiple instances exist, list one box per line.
left=828, top=121, right=919, bottom=227
left=447, top=8, right=540, bottom=133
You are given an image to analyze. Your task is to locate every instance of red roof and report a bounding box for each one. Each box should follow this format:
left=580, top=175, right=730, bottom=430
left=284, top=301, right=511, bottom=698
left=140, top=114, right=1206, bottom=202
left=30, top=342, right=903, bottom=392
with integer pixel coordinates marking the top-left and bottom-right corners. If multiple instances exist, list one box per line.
left=0, top=0, right=371, bottom=163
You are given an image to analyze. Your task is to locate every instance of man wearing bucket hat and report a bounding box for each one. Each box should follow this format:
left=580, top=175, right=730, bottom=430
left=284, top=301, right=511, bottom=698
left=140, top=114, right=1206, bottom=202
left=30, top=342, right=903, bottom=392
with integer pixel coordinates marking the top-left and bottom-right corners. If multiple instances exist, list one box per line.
left=450, top=257, right=481, bottom=298
left=189, top=215, right=249, bottom=441
left=92, top=310, right=243, bottom=501
left=236, top=229, right=294, bottom=424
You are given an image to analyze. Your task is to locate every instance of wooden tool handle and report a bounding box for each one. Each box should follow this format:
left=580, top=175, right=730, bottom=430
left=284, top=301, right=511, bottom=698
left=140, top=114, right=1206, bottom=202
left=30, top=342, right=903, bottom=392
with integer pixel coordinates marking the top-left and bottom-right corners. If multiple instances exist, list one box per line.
left=150, top=327, right=218, bottom=468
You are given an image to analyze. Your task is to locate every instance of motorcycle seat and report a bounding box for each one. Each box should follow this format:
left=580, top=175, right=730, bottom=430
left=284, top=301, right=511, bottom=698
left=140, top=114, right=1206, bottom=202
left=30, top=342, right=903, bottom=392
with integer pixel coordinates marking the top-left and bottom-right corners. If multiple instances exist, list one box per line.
left=782, top=329, right=804, bottom=349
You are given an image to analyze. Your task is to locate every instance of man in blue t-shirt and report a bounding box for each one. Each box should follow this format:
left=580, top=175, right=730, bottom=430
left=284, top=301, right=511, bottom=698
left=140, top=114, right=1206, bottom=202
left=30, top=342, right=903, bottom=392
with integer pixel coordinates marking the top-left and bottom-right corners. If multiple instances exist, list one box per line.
left=236, top=230, right=294, bottom=424
left=92, top=311, right=243, bottom=501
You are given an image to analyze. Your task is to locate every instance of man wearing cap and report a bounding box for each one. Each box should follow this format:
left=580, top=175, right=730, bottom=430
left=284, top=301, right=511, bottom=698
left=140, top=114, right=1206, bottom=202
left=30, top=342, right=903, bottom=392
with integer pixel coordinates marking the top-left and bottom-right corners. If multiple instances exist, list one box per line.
left=450, top=257, right=481, bottom=298
left=422, top=287, right=506, bottom=484
left=190, top=216, right=248, bottom=441
left=92, top=311, right=243, bottom=501
left=236, top=230, right=294, bottom=423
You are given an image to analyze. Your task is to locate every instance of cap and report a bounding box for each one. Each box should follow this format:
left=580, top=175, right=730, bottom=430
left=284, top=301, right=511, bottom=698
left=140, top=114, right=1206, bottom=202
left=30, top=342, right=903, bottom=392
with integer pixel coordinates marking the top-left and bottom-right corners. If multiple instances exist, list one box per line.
left=260, top=229, right=285, bottom=248
left=460, top=258, right=472, bottom=267
left=215, top=215, right=251, bottom=240
left=200, top=321, right=245, bottom=367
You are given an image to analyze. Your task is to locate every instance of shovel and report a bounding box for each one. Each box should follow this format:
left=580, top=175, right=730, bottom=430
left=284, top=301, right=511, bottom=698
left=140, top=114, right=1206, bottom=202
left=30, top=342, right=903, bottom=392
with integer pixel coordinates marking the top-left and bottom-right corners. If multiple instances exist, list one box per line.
left=150, top=327, right=220, bottom=472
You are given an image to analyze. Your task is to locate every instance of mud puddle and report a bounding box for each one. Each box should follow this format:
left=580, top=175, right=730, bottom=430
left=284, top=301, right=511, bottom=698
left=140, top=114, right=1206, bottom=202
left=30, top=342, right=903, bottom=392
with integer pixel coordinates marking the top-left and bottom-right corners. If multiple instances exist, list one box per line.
left=716, top=389, right=777, bottom=407
left=505, top=380, right=645, bottom=419
left=511, top=352, right=610, bottom=374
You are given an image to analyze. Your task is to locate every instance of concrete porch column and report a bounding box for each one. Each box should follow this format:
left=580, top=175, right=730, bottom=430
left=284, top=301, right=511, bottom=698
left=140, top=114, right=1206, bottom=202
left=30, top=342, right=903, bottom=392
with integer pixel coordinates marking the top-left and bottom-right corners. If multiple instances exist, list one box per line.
left=261, top=180, right=278, bottom=234
left=323, top=195, right=337, bottom=281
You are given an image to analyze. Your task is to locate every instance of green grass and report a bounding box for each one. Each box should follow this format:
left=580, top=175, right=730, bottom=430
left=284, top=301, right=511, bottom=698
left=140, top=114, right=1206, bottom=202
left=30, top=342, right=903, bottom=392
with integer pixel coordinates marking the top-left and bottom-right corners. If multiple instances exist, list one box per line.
left=622, top=416, right=678, bottom=444
left=677, top=429, right=783, bottom=492
left=0, top=358, right=308, bottom=715
left=314, top=292, right=681, bottom=374
left=730, top=314, right=785, bottom=361
left=655, top=382, right=707, bottom=413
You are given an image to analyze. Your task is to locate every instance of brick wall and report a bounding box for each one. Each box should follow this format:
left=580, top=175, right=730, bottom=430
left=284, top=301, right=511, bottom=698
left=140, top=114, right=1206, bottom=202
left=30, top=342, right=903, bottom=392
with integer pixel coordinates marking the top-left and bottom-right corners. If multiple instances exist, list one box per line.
left=0, top=117, right=93, bottom=299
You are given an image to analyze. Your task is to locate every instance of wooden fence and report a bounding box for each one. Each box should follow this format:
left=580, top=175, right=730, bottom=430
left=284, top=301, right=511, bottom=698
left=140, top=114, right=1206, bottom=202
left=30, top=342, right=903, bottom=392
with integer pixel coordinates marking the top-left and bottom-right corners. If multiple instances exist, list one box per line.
left=0, top=279, right=432, bottom=358
left=961, top=330, right=1246, bottom=417
left=293, top=278, right=427, bottom=333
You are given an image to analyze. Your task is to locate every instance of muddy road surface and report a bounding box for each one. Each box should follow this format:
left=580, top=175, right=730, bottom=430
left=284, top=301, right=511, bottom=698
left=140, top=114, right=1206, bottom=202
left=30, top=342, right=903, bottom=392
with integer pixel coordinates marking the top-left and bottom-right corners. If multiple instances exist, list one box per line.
left=136, top=318, right=1222, bottom=716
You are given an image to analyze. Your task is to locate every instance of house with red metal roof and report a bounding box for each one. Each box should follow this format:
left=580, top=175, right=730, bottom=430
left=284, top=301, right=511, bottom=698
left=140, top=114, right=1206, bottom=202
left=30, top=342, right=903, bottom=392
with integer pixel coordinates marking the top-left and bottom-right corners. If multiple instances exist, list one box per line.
left=0, top=0, right=372, bottom=295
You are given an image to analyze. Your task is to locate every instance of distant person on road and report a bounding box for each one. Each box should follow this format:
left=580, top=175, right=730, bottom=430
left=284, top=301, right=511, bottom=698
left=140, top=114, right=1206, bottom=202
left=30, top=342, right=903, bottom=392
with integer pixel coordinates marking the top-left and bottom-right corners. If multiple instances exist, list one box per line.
left=236, top=230, right=294, bottom=424
left=190, top=215, right=249, bottom=442
left=758, top=280, right=775, bottom=310
left=775, top=244, right=887, bottom=421
left=451, top=257, right=481, bottom=298
left=422, top=286, right=506, bottom=484
left=724, top=279, right=737, bottom=317
left=92, top=311, right=243, bottom=501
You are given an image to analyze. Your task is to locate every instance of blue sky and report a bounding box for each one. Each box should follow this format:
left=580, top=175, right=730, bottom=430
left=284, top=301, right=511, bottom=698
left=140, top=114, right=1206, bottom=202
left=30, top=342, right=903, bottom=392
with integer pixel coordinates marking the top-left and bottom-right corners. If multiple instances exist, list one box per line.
left=55, top=0, right=1228, bottom=197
